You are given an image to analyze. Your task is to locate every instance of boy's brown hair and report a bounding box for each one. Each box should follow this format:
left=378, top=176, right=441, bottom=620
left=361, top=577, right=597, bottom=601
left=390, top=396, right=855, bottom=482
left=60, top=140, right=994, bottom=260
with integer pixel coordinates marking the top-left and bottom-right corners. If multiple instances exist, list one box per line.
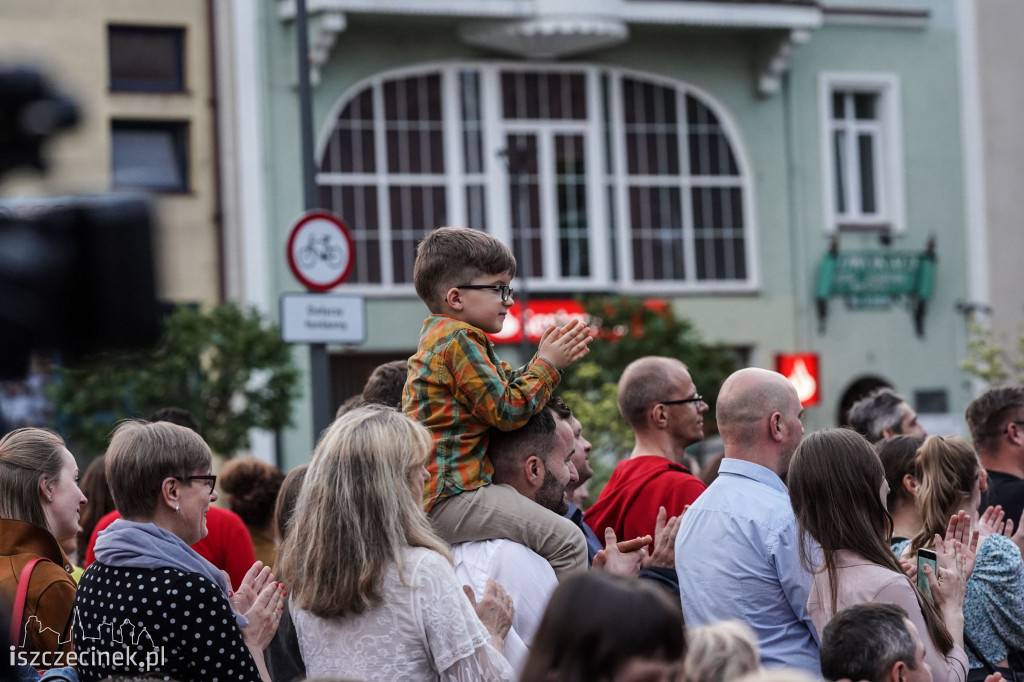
left=413, top=226, right=516, bottom=311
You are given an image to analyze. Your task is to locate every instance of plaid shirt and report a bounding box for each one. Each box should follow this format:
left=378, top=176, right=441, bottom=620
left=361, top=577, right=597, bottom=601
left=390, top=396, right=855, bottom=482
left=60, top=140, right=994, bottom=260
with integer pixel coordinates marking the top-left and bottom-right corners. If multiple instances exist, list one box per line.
left=403, top=314, right=560, bottom=511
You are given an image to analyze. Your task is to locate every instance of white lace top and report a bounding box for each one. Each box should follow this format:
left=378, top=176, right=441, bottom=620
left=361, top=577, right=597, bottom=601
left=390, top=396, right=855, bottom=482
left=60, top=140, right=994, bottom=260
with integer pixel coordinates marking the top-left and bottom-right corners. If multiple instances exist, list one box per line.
left=292, top=546, right=515, bottom=682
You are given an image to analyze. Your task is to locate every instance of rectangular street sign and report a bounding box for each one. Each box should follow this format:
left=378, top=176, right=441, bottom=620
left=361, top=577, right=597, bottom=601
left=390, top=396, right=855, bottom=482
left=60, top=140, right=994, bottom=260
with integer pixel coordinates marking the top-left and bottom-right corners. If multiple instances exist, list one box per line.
left=280, top=293, right=366, bottom=344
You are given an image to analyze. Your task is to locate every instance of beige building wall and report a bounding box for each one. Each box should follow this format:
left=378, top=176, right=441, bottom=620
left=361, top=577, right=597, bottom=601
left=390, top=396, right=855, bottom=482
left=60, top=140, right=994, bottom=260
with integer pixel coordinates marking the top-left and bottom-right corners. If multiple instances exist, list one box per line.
left=976, top=0, right=1024, bottom=342
left=0, top=0, right=222, bottom=303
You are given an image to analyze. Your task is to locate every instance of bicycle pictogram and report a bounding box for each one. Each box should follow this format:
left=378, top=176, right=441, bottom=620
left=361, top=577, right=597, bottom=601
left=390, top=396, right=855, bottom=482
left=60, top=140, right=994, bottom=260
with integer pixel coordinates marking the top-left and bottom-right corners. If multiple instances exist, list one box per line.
left=299, top=233, right=343, bottom=268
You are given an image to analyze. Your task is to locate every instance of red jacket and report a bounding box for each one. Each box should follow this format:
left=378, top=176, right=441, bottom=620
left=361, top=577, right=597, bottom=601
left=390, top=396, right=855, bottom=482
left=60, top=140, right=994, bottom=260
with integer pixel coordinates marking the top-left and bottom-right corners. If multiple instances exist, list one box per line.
left=84, top=507, right=256, bottom=590
left=584, top=456, right=706, bottom=545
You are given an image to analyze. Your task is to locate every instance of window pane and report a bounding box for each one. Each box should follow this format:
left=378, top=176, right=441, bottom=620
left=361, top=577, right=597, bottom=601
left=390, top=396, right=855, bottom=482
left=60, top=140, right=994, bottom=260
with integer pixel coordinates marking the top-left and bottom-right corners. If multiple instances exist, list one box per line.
left=507, top=134, right=543, bottom=278
left=323, top=89, right=375, bottom=173
left=858, top=133, right=877, bottom=214
left=854, top=93, right=877, bottom=120
left=607, top=184, right=618, bottom=280
left=628, top=186, right=683, bottom=281
left=460, top=70, right=484, bottom=174
left=466, top=185, right=487, bottom=231
left=623, top=78, right=679, bottom=175
left=693, top=186, right=744, bottom=280
left=501, top=71, right=587, bottom=120
left=317, top=185, right=380, bottom=284
left=108, top=26, right=184, bottom=91
left=686, top=95, right=738, bottom=176
left=601, top=74, right=614, bottom=175
left=384, top=74, right=443, bottom=174
left=831, top=92, right=845, bottom=120
left=833, top=130, right=847, bottom=215
left=389, top=185, right=446, bottom=283
left=555, top=135, right=589, bottom=278
left=111, top=121, right=188, bottom=191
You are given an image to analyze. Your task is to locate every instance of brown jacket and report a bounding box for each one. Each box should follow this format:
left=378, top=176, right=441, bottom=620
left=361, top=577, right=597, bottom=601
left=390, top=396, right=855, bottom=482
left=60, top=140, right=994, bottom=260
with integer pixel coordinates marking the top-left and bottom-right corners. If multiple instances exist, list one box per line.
left=0, top=518, right=76, bottom=661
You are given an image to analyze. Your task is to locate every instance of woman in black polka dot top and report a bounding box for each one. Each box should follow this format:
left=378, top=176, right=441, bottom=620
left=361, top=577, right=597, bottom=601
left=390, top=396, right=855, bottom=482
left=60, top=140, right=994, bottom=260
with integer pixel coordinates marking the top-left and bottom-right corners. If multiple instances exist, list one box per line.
left=72, top=420, right=285, bottom=682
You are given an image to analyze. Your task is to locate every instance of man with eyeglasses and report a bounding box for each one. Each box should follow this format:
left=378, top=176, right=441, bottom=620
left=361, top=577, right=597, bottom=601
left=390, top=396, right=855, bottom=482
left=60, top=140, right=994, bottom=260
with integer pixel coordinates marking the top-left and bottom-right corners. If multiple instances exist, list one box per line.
left=583, top=356, right=708, bottom=545
left=966, top=385, right=1024, bottom=531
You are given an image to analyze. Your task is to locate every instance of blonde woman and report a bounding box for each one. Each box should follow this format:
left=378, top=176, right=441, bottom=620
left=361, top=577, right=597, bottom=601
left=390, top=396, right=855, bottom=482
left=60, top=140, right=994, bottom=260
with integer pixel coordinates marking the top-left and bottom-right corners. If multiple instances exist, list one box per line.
left=0, top=427, right=86, bottom=668
left=276, top=405, right=516, bottom=681
left=894, top=436, right=1024, bottom=679
left=685, top=620, right=761, bottom=682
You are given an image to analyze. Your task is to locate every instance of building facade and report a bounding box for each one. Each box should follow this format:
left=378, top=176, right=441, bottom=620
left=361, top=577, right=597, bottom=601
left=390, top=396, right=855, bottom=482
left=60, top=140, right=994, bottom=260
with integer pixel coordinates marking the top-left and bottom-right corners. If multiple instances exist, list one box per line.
left=235, top=0, right=978, bottom=466
left=0, top=0, right=224, bottom=304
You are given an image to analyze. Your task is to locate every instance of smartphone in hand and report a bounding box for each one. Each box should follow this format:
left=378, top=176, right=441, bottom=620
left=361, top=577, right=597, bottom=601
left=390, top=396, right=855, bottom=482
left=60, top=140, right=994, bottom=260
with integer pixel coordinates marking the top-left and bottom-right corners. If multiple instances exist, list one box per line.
left=917, top=548, right=938, bottom=603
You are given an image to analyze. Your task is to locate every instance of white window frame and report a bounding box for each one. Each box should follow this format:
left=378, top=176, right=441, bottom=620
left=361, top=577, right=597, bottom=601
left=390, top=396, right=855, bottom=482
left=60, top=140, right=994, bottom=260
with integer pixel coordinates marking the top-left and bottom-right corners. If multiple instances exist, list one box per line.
left=316, top=62, right=757, bottom=296
left=819, top=72, right=905, bottom=234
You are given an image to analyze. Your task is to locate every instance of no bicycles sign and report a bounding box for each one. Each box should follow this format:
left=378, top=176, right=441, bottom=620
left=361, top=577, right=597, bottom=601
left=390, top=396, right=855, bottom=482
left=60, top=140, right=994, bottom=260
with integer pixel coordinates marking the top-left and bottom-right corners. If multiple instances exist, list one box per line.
left=286, top=210, right=354, bottom=291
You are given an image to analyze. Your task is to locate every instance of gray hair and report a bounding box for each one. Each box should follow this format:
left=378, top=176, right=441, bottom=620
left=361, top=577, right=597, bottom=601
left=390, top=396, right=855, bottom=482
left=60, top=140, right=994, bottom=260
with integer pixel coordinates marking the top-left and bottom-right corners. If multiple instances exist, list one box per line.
left=847, top=388, right=906, bottom=443
left=819, top=603, right=917, bottom=682
left=105, top=420, right=211, bottom=520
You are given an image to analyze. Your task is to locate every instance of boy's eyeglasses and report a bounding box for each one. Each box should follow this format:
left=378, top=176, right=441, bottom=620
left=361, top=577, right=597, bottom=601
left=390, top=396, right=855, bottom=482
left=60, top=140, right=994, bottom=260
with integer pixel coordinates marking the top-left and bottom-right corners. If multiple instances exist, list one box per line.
left=658, top=395, right=704, bottom=406
left=177, top=474, right=217, bottom=494
left=458, top=284, right=515, bottom=303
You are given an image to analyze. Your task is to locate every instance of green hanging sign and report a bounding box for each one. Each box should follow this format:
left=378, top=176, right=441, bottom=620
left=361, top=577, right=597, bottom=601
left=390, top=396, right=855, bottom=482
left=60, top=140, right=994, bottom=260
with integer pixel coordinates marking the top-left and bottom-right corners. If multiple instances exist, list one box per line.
left=815, top=237, right=936, bottom=336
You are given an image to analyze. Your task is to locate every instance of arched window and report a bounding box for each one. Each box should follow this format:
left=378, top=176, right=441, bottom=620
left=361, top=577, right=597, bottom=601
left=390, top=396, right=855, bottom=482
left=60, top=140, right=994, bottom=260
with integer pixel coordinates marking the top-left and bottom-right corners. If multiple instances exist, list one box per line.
left=316, top=64, right=754, bottom=292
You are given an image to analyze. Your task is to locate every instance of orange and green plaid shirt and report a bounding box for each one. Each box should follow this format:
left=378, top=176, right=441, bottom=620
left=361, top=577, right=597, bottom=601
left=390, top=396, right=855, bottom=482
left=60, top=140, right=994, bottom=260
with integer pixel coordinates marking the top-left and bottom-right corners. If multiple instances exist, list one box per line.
left=402, top=314, right=561, bottom=511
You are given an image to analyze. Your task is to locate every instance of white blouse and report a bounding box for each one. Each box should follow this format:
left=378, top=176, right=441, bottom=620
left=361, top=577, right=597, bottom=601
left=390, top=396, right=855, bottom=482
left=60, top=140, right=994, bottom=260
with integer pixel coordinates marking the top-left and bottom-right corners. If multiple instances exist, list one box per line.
left=292, top=546, right=515, bottom=682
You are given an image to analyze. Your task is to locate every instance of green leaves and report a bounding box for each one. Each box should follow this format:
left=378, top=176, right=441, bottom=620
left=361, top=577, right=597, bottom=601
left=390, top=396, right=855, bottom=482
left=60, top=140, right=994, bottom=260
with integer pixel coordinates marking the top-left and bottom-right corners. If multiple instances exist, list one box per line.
left=960, top=316, right=1024, bottom=387
left=558, top=297, right=739, bottom=503
left=51, top=304, right=300, bottom=456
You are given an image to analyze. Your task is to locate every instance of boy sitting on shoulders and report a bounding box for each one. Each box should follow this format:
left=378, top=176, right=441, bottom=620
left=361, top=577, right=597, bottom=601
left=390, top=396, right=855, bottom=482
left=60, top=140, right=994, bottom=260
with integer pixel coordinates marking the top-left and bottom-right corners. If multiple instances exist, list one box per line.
left=403, top=226, right=592, bottom=576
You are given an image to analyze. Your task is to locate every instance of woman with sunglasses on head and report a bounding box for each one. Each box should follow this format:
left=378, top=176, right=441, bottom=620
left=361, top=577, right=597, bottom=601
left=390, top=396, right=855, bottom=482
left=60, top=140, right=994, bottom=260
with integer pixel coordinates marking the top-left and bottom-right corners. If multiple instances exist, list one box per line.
left=0, top=427, right=87, bottom=670
left=893, top=435, right=1024, bottom=681
left=788, top=428, right=971, bottom=682
left=73, top=420, right=284, bottom=682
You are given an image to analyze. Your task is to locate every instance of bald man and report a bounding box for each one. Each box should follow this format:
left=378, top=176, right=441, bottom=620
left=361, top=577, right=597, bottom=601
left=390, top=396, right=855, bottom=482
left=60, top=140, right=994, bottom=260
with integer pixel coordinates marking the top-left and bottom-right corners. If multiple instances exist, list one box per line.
left=674, top=368, right=820, bottom=675
left=584, top=356, right=708, bottom=543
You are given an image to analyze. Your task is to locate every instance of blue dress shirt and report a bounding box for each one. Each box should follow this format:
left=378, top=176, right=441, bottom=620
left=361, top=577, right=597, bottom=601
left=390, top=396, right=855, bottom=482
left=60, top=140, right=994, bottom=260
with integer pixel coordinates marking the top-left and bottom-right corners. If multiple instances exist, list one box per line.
left=566, top=501, right=603, bottom=564
left=675, top=458, right=821, bottom=675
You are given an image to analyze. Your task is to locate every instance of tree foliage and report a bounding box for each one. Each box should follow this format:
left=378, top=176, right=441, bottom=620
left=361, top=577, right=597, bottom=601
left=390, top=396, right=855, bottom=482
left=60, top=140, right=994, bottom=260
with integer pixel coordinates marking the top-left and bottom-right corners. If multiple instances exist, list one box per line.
left=51, top=303, right=300, bottom=456
left=558, top=297, right=739, bottom=502
left=960, top=316, right=1024, bottom=386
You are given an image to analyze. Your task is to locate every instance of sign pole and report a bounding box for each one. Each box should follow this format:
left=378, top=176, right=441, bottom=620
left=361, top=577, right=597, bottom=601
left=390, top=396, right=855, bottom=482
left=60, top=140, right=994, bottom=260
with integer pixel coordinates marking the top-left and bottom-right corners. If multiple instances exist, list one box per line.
left=295, top=0, right=332, bottom=442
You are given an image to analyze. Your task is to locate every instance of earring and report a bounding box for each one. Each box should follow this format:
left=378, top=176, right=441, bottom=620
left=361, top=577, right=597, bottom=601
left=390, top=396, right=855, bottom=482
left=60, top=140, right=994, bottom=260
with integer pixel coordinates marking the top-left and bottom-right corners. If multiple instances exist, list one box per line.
left=48, top=495, right=53, bottom=502
left=174, top=506, right=180, bottom=514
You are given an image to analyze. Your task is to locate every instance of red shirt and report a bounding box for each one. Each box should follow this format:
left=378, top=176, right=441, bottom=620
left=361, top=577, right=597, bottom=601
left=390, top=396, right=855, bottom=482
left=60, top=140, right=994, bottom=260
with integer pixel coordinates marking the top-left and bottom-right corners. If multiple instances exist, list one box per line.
left=84, top=507, right=256, bottom=590
left=584, top=456, right=706, bottom=545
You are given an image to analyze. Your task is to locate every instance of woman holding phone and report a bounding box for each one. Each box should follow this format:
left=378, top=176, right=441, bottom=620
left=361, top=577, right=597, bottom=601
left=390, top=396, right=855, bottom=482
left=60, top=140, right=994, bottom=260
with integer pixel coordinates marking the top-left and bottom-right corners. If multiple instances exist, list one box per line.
left=894, top=435, right=1024, bottom=680
left=788, top=428, right=971, bottom=682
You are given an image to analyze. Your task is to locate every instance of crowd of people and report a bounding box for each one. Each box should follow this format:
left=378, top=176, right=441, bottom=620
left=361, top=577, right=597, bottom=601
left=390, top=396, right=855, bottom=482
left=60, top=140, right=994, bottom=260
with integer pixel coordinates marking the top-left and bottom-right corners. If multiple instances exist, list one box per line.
left=2, top=225, right=1023, bottom=682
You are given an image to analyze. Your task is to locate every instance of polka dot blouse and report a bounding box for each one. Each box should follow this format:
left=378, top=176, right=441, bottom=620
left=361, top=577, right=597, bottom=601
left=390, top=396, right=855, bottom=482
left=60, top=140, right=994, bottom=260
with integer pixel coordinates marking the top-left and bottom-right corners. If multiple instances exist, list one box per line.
left=73, top=563, right=261, bottom=682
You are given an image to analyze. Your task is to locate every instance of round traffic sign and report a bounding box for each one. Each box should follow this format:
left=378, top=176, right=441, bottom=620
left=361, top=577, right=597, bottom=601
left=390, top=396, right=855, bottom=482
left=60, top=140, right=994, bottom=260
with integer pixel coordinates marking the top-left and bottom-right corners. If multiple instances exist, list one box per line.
left=286, top=211, right=354, bottom=291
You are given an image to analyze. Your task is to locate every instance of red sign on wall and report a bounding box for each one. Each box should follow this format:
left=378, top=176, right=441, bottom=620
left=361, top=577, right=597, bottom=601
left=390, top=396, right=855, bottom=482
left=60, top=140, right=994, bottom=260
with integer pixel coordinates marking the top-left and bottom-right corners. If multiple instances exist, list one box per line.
left=776, top=353, right=820, bottom=407
left=489, top=298, right=670, bottom=345
left=489, top=300, right=589, bottom=344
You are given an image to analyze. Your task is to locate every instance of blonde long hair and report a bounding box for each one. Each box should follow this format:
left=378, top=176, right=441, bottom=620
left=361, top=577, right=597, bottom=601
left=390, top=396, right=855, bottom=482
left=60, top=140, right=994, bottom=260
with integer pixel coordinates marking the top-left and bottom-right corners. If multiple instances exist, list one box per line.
left=909, top=436, right=979, bottom=554
left=685, top=620, right=761, bottom=682
left=276, top=405, right=449, bottom=618
left=0, top=427, right=66, bottom=530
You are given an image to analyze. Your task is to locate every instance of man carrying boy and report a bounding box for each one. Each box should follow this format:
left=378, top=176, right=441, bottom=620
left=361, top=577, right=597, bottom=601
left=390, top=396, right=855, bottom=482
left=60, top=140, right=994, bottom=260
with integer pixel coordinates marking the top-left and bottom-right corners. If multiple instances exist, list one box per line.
left=403, top=226, right=592, bottom=576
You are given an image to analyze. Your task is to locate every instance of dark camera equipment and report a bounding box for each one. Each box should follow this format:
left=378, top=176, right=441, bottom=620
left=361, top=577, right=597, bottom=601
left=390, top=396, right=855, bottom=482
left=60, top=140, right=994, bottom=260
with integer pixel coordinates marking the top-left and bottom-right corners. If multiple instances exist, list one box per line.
left=0, top=67, right=161, bottom=379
